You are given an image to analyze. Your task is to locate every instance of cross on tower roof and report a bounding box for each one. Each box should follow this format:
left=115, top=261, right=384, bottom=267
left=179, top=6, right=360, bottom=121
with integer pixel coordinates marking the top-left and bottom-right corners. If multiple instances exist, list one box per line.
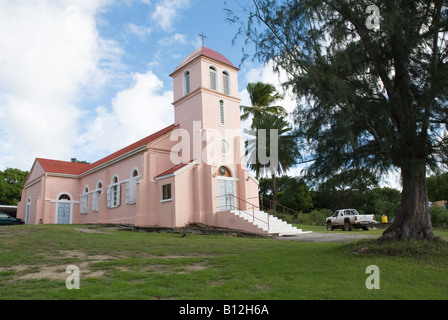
left=199, top=32, right=207, bottom=47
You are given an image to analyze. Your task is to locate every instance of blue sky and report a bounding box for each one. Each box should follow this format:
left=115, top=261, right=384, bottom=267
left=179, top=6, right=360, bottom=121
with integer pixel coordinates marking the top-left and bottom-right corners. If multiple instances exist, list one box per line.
left=1, top=0, right=289, bottom=172
left=0, top=0, right=402, bottom=189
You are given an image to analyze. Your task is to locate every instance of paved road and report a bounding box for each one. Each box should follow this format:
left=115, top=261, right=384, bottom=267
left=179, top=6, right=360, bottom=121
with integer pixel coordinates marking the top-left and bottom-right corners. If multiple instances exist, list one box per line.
left=276, top=232, right=379, bottom=243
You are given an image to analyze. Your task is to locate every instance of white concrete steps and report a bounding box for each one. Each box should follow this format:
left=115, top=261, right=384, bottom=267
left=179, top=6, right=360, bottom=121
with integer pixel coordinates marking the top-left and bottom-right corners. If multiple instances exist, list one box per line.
left=231, top=210, right=312, bottom=236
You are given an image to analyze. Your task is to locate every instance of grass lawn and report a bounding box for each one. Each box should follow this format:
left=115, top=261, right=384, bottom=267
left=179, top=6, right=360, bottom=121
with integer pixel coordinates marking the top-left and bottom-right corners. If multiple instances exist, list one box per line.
left=0, top=224, right=447, bottom=300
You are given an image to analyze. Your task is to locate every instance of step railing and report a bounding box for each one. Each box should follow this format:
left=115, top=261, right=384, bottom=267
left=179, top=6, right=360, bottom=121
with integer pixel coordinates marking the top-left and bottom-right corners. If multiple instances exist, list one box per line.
left=217, top=194, right=270, bottom=232
left=253, top=196, right=302, bottom=227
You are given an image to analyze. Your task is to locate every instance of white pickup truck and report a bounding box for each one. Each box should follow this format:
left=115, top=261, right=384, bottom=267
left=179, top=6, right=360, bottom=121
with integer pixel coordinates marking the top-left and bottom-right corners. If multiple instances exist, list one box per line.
left=326, top=209, right=375, bottom=231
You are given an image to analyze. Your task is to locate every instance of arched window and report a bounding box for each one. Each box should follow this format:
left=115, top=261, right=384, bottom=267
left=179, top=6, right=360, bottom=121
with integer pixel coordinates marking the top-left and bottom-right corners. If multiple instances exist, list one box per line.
left=96, top=181, right=103, bottom=194
left=183, top=70, right=190, bottom=95
left=127, top=168, right=140, bottom=205
left=209, top=66, right=217, bottom=90
left=223, top=71, right=230, bottom=95
left=219, top=100, right=226, bottom=126
left=25, top=197, right=31, bottom=224
left=217, top=166, right=232, bottom=177
left=92, top=181, right=102, bottom=212
left=107, top=175, right=121, bottom=208
left=59, top=194, right=71, bottom=201
left=80, top=186, right=89, bottom=214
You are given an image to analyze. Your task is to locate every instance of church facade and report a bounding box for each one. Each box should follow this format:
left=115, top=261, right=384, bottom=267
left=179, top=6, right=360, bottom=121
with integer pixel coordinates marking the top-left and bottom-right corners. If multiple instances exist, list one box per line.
left=17, top=47, right=305, bottom=236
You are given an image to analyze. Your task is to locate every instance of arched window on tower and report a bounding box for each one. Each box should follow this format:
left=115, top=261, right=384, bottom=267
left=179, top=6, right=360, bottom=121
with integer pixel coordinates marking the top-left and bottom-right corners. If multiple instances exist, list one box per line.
left=223, top=71, right=230, bottom=95
left=183, top=70, right=190, bottom=95
left=210, top=66, right=217, bottom=91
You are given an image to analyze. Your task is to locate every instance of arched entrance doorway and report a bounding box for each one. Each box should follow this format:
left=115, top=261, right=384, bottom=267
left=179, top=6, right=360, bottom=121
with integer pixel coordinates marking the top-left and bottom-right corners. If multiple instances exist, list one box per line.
left=56, top=193, right=72, bottom=224
left=217, top=166, right=236, bottom=211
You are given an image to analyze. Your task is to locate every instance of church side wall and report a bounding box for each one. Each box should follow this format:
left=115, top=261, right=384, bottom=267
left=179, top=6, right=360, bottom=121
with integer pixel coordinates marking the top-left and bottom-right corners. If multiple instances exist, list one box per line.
left=17, top=179, right=43, bottom=224
left=173, top=168, right=195, bottom=227
left=44, top=176, right=80, bottom=224
left=77, top=152, right=145, bottom=225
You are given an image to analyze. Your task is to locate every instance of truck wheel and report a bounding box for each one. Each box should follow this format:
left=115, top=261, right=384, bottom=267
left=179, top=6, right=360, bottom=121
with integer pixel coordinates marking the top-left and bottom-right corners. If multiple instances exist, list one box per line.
left=326, top=223, right=334, bottom=231
left=344, top=220, right=352, bottom=231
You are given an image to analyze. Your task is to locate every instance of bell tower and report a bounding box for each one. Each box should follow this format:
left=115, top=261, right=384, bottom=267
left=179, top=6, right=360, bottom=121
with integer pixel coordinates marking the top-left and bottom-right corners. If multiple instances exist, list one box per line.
left=169, top=46, right=259, bottom=222
left=169, top=46, right=243, bottom=166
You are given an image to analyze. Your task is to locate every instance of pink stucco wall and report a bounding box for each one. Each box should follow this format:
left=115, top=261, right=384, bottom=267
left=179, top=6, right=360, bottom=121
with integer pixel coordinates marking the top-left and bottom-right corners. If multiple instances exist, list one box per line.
left=17, top=47, right=261, bottom=235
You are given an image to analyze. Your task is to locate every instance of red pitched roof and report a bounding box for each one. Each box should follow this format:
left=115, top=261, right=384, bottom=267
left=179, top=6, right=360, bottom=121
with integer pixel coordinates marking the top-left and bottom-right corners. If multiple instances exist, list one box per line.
left=37, top=158, right=90, bottom=175
left=87, top=124, right=177, bottom=171
left=36, top=124, right=177, bottom=175
left=172, top=46, right=237, bottom=74
left=155, top=160, right=196, bottom=180
left=155, top=163, right=189, bottom=179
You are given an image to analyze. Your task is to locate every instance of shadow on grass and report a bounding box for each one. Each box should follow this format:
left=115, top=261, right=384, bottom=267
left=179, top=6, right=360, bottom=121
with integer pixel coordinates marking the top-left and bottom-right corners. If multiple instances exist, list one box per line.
left=339, top=237, right=448, bottom=260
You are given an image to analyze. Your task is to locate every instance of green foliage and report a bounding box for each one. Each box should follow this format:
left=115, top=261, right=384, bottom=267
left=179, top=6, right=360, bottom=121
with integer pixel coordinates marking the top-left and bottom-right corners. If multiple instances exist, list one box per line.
left=228, top=0, right=448, bottom=178
left=240, top=82, right=287, bottom=127
left=427, top=173, right=448, bottom=202
left=70, top=158, right=90, bottom=164
left=301, top=209, right=332, bottom=226
left=228, top=0, right=447, bottom=240
left=311, top=187, right=401, bottom=218
left=259, top=175, right=313, bottom=213
left=354, top=188, right=402, bottom=218
left=245, top=113, right=301, bottom=178
left=0, top=168, right=29, bottom=205
left=430, top=207, right=448, bottom=228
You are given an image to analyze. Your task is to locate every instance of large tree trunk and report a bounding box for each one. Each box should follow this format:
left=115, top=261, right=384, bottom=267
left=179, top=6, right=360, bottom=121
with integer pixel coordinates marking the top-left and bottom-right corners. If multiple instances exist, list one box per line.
left=380, top=162, right=436, bottom=241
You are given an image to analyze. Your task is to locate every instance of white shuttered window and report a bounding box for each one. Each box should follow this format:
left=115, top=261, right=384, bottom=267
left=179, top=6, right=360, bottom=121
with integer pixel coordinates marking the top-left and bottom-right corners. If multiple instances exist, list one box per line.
left=107, top=176, right=121, bottom=208
left=219, top=100, right=225, bottom=126
left=80, top=193, right=89, bottom=214
left=223, top=71, right=230, bottom=95
left=126, top=177, right=138, bottom=205
left=210, top=66, right=217, bottom=90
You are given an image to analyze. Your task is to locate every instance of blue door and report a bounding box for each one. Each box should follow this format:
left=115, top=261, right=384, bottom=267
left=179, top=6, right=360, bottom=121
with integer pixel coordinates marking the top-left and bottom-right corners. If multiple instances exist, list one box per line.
left=218, top=179, right=235, bottom=211
left=57, top=202, right=71, bottom=224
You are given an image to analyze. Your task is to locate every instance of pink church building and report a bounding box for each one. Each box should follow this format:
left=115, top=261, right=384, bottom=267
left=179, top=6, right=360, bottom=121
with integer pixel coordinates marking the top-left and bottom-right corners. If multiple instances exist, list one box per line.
left=17, top=47, right=304, bottom=236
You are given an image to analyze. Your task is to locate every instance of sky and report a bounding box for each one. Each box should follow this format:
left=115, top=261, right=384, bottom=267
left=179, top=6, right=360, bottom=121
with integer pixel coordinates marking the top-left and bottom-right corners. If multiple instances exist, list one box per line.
left=0, top=0, right=295, bottom=171
left=0, top=0, right=401, bottom=189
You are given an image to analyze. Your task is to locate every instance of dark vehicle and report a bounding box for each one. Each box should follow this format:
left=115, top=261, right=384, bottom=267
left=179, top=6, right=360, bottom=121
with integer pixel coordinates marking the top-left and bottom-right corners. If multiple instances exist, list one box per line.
left=0, top=212, right=24, bottom=225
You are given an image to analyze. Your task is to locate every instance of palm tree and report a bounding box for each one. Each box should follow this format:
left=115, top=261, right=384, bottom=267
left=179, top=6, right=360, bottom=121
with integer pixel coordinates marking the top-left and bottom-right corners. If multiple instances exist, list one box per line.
left=241, top=82, right=288, bottom=128
left=245, top=113, right=301, bottom=212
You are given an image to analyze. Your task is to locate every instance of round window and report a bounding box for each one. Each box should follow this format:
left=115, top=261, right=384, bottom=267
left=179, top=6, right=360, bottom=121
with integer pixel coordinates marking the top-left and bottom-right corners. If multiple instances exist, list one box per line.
left=218, top=166, right=231, bottom=177
left=219, top=167, right=227, bottom=176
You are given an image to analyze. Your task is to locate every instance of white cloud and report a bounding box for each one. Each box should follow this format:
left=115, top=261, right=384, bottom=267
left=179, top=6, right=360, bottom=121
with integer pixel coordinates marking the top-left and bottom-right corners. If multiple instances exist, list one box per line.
left=238, top=61, right=299, bottom=133
left=77, top=71, right=174, bottom=161
left=151, top=0, right=191, bottom=32
left=125, top=23, right=152, bottom=39
left=243, top=61, right=297, bottom=115
left=158, top=33, right=187, bottom=46
left=0, top=0, right=116, bottom=170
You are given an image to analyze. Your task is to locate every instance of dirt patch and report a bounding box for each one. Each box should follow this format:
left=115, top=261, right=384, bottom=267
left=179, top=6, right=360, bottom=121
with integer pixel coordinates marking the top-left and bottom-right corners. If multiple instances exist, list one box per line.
left=275, top=232, right=378, bottom=243
left=144, top=261, right=208, bottom=274
left=75, top=228, right=115, bottom=235
left=256, top=283, right=273, bottom=291
left=2, top=249, right=210, bottom=282
left=2, top=250, right=116, bottom=282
